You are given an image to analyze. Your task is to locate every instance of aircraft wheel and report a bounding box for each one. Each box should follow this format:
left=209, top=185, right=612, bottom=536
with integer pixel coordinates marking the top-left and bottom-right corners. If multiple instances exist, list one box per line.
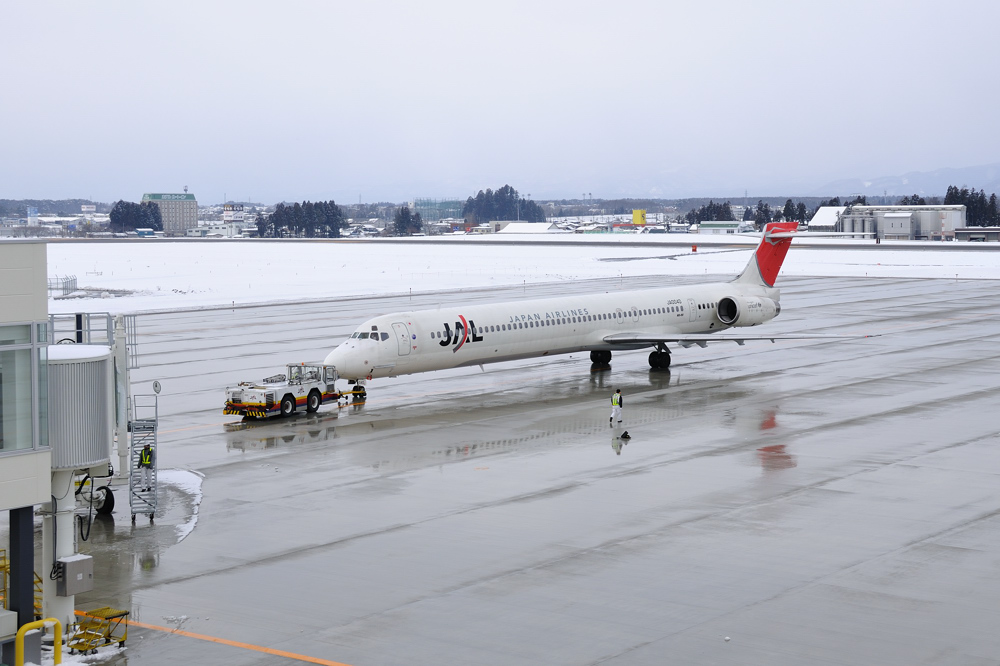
left=590, top=351, right=602, bottom=363
left=306, top=390, right=321, bottom=413
left=280, top=395, right=295, bottom=416
left=95, top=486, right=115, bottom=515
left=601, top=351, right=613, bottom=364
left=648, top=351, right=671, bottom=369
left=355, top=386, right=367, bottom=401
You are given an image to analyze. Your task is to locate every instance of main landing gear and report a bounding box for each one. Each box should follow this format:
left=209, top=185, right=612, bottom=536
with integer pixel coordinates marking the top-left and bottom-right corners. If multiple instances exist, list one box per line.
left=648, top=345, right=671, bottom=370
left=590, top=350, right=612, bottom=365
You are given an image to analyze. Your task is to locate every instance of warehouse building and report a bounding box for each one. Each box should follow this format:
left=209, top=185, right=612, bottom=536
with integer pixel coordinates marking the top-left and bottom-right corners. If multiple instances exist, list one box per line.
left=142, top=192, right=198, bottom=234
left=839, top=205, right=966, bottom=240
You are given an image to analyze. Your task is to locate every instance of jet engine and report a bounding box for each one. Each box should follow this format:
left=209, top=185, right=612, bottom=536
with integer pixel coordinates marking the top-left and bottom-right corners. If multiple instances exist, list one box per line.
left=717, top=296, right=780, bottom=327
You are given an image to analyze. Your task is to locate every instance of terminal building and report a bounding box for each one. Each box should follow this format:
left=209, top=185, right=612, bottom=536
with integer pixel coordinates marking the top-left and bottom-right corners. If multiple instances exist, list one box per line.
left=0, top=241, right=52, bottom=637
left=142, top=192, right=198, bottom=235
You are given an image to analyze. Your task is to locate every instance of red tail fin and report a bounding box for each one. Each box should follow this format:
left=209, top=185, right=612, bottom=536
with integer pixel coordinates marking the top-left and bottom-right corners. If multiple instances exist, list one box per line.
left=734, top=221, right=799, bottom=287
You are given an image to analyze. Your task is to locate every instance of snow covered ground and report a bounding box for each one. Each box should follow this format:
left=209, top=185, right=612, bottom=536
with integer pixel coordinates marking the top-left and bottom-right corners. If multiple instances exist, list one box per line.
left=44, top=235, right=1000, bottom=314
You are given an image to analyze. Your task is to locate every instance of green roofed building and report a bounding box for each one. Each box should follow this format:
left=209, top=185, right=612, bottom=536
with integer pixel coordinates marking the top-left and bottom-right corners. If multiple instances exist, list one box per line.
left=142, top=192, right=198, bottom=234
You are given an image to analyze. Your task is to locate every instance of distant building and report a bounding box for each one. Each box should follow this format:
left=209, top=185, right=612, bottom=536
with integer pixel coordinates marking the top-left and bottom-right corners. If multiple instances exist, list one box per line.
left=142, top=192, right=198, bottom=234
left=698, top=221, right=741, bottom=235
left=840, top=205, right=966, bottom=240
left=955, top=227, right=1000, bottom=242
left=186, top=223, right=245, bottom=238
left=807, top=206, right=847, bottom=230
left=414, top=198, right=464, bottom=223
left=496, top=222, right=564, bottom=234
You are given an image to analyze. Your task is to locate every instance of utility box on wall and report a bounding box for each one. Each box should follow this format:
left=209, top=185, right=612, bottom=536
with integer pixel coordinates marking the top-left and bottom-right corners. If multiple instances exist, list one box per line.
left=57, top=554, right=94, bottom=596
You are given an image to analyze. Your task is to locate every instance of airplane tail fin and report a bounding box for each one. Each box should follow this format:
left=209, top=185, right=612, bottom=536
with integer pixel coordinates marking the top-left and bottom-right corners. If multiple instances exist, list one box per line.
left=732, top=221, right=800, bottom=287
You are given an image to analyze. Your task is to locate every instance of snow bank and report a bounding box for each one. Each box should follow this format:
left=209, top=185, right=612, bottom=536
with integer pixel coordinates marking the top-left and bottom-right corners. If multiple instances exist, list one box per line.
left=44, top=237, right=1000, bottom=314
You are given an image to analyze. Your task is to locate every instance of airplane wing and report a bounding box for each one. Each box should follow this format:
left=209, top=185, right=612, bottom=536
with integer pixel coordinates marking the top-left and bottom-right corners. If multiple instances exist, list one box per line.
left=602, top=332, right=875, bottom=348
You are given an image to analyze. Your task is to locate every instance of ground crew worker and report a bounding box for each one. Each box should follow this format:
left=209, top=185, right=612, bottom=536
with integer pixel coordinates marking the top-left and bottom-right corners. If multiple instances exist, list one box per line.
left=610, top=388, right=623, bottom=424
left=137, top=443, right=154, bottom=491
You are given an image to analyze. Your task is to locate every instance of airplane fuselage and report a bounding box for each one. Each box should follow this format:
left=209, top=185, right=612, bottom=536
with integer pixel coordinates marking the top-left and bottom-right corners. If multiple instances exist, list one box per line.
left=324, top=280, right=779, bottom=380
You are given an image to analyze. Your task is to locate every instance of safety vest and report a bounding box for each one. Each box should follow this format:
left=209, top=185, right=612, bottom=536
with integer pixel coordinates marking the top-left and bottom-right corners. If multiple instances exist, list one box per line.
left=611, top=393, right=620, bottom=406
left=140, top=449, right=152, bottom=466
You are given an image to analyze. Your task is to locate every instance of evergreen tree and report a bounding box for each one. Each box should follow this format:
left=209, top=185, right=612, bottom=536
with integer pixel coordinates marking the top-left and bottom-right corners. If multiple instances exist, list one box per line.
left=257, top=200, right=344, bottom=237
left=255, top=212, right=273, bottom=237
left=795, top=202, right=808, bottom=222
left=462, top=185, right=545, bottom=224
left=782, top=199, right=795, bottom=222
left=109, top=200, right=162, bottom=232
left=392, top=206, right=423, bottom=235
left=753, top=200, right=772, bottom=228
left=140, top=201, right=162, bottom=230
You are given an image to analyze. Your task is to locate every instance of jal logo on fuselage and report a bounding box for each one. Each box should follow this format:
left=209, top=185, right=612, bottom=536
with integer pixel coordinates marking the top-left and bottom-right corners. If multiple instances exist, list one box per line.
left=439, top=315, right=483, bottom=353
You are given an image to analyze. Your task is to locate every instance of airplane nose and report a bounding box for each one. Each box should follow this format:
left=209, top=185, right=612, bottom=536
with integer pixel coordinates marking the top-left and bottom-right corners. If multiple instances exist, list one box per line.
left=323, top=347, right=340, bottom=366
left=324, top=342, right=360, bottom=379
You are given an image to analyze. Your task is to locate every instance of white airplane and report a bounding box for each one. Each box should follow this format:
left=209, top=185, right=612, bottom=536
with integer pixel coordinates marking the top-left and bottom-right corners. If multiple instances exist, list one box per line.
left=324, top=221, right=846, bottom=389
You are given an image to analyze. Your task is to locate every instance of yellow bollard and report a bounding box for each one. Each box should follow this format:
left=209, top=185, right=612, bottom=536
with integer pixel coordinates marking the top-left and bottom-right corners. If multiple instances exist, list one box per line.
left=15, top=617, right=62, bottom=666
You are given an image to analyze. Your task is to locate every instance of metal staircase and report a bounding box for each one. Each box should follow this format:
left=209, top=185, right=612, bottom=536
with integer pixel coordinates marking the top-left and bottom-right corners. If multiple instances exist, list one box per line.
left=129, top=395, right=158, bottom=523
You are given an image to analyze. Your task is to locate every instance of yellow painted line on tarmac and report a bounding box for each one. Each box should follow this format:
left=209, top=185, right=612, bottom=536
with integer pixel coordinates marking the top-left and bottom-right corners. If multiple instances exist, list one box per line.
left=74, top=611, right=353, bottom=666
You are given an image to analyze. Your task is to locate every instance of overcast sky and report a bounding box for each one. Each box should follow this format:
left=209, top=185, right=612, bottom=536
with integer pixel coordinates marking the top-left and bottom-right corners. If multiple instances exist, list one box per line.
left=3, top=1, right=998, bottom=205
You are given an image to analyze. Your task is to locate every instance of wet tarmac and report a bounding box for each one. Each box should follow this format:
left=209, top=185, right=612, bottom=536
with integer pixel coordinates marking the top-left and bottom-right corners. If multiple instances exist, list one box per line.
left=13, top=275, right=1000, bottom=664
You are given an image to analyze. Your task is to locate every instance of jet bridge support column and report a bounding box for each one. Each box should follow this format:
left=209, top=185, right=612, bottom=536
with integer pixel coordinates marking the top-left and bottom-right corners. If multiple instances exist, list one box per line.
left=113, top=316, right=131, bottom=480
left=41, top=470, right=77, bottom=630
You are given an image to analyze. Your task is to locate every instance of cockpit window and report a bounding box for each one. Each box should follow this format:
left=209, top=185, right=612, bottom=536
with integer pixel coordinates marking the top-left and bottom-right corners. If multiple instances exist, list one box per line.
left=358, top=332, right=370, bottom=339
left=381, top=332, right=389, bottom=341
